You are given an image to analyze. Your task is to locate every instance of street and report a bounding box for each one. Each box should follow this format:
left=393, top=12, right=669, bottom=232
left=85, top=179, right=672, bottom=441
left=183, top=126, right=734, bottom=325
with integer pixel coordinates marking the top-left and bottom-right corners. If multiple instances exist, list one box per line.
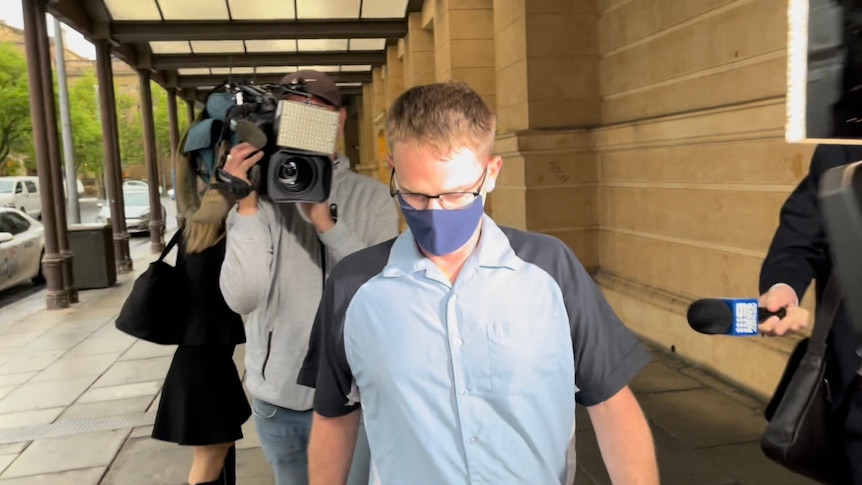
left=0, top=196, right=177, bottom=309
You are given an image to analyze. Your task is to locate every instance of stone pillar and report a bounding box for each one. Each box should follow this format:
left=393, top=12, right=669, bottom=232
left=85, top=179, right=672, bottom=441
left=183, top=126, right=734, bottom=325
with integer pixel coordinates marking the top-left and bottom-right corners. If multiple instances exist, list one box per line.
left=491, top=0, right=601, bottom=271
left=356, top=83, right=378, bottom=179
left=384, top=45, right=405, bottom=109
left=404, top=12, right=436, bottom=88
left=434, top=0, right=496, bottom=111
left=371, top=67, right=389, bottom=184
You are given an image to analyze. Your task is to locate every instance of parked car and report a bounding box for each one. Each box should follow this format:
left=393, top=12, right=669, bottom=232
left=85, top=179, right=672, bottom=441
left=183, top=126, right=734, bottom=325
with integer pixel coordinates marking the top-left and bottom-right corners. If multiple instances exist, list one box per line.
left=0, top=176, right=41, bottom=220
left=96, top=189, right=166, bottom=234
left=122, top=179, right=148, bottom=190
left=123, top=179, right=167, bottom=197
left=0, top=208, right=44, bottom=292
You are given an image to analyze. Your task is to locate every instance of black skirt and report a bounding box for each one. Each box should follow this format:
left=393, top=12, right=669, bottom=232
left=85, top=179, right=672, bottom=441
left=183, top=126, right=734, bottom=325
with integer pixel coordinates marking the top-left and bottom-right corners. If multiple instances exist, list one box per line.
left=152, top=345, right=252, bottom=446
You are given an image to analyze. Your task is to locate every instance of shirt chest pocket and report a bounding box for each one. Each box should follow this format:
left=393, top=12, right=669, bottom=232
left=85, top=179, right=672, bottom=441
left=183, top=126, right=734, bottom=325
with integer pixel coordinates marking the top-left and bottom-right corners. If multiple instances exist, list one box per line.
left=481, top=317, right=570, bottom=396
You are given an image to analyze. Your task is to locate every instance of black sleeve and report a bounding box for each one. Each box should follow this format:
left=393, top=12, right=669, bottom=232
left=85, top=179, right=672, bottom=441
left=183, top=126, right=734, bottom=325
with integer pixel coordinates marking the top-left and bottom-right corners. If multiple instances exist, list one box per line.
left=559, top=244, right=651, bottom=406
left=758, top=144, right=847, bottom=296
left=298, top=275, right=360, bottom=418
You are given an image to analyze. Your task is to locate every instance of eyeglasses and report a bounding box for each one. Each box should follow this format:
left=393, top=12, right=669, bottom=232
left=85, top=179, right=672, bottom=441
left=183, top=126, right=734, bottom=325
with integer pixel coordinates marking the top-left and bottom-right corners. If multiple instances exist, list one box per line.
left=390, top=169, right=488, bottom=210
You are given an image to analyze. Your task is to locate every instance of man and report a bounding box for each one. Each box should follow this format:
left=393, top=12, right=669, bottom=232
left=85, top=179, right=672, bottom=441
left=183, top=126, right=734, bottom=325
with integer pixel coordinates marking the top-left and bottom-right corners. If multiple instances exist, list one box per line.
left=299, top=82, right=659, bottom=485
left=759, top=143, right=862, bottom=482
left=219, top=70, right=400, bottom=485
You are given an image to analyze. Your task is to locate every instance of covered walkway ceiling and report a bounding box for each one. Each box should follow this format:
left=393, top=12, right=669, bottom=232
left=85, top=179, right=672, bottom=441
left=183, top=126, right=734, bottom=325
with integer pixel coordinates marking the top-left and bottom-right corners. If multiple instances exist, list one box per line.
left=46, top=0, right=423, bottom=99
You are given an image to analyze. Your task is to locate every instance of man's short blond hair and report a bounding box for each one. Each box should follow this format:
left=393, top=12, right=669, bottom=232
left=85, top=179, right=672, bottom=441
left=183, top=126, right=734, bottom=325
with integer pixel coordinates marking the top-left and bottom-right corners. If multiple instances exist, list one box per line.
left=386, top=82, right=496, bottom=159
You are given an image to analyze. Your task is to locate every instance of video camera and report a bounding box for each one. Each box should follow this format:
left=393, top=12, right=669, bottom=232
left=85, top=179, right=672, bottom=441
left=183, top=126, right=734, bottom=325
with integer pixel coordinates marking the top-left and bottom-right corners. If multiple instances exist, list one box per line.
left=216, top=79, right=340, bottom=204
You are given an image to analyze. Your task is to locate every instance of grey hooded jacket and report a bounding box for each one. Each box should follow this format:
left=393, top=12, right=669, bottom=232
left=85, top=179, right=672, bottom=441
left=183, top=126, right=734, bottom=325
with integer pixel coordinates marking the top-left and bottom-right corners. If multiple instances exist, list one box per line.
left=220, top=157, right=400, bottom=410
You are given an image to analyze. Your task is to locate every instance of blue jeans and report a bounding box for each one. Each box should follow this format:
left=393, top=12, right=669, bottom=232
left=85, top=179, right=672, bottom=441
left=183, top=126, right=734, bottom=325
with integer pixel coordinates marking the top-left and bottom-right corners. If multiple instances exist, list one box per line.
left=252, top=397, right=371, bottom=485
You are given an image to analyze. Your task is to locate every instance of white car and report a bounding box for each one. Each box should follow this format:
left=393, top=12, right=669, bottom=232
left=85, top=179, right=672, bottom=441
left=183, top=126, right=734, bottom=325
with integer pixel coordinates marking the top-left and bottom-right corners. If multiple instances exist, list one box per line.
left=0, top=176, right=42, bottom=220
left=122, top=179, right=148, bottom=190
left=0, top=208, right=44, bottom=292
left=96, top=189, right=166, bottom=234
left=123, top=179, right=166, bottom=196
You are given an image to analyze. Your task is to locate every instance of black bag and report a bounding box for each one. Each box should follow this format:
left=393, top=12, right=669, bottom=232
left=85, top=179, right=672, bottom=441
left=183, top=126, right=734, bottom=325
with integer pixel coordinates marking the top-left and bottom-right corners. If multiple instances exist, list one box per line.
left=761, top=276, right=852, bottom=484
left=115, top=231, right=188, bottom=345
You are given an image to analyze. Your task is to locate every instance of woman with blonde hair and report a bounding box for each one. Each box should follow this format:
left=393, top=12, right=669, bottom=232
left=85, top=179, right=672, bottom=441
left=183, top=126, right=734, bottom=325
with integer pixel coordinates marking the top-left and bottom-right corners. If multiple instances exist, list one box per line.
left=152, top=116, right=250, bottom=485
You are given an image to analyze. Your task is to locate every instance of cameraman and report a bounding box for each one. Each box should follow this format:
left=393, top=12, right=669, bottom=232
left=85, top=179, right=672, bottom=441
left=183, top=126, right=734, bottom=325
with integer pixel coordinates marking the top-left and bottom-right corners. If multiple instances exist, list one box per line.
left=218, top=70, right=400, bottom=485
left=759, top=144, right=862, bottom=482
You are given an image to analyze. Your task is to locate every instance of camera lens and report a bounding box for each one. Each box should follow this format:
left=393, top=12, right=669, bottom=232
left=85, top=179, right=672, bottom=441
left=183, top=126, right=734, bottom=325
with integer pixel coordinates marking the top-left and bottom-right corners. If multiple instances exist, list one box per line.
left=276, top=157, right=314, bottom=192
left=278, top=161, right=299, bottom=184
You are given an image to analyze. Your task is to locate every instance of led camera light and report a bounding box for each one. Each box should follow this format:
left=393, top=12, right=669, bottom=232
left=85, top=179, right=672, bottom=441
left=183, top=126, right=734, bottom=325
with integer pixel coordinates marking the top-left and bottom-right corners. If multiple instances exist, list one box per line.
left=275, top=100, right=340, bottom=154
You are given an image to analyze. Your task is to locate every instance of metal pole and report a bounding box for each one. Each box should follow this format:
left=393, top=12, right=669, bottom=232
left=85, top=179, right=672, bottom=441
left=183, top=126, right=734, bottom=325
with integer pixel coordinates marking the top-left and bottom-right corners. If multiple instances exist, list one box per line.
left=137, top=70, right=165, bottom=253
left=186, top=97, right=195, bottom=125
left=21, top=0, right=67, bottom=310
left=94, top=84, right=109, bottom=200
left=104, top=56, right=132, bottom=271
left=94, top=40, right=129, bottom=274
left=53, top=16, right=79, bottom=224
left=36, top=7, right=76, bottom=304
left=167, top=87, right=183, bottom=229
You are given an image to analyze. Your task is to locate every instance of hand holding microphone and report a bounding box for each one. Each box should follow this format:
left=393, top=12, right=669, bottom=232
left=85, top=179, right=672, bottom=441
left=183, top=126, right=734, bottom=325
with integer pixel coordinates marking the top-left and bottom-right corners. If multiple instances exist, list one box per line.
left=686, top=285, right=810, bottom=337
left=757, top=284, right=810, bottom=337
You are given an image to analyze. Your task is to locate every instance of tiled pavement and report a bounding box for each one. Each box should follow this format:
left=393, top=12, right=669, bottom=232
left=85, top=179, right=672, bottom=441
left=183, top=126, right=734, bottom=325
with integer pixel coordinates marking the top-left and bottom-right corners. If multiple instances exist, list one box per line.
left=0, top=236, right=824, bottom=484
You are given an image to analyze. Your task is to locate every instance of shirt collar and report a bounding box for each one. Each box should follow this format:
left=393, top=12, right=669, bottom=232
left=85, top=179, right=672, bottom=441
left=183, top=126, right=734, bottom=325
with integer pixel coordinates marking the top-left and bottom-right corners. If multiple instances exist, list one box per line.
left=381, top=214, right=524, bottom=278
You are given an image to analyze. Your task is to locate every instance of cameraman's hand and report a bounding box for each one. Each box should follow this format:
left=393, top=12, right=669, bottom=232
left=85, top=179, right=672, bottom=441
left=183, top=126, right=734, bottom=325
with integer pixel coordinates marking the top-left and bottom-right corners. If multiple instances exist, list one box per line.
left=225, top=143, right=264, bottom=183
left=225, top=143, right=264, bottom=214
left=301, top=202, right=335, bottom=234
left=758, top=284, right=809, bottom=336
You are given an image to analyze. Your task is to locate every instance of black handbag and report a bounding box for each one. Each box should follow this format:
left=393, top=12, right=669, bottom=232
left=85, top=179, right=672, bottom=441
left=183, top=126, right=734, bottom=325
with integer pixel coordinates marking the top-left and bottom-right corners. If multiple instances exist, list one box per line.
left=115, top=231, right=189, bottom=345
left=761, top=276, right=852, bottom=484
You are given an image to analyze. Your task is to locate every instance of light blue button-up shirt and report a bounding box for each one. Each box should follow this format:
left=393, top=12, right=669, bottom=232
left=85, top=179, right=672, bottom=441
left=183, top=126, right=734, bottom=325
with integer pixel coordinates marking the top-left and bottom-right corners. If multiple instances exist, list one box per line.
left=301, top=216, right=651, bottom=484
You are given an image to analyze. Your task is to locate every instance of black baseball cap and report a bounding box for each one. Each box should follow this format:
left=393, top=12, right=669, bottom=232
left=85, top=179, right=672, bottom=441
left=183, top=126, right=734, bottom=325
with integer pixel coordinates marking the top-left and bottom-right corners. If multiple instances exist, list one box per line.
left=280, top=70, right=342, bottom=108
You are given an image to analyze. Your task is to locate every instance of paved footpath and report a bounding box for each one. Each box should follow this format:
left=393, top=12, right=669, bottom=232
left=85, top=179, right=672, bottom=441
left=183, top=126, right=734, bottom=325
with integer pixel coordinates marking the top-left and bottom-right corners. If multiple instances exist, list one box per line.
left=0, top=233, right=824, bottom=484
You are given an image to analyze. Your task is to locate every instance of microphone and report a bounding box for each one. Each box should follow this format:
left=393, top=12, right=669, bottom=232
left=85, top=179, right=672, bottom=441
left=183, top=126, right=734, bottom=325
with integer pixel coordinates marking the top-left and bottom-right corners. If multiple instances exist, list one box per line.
left=686, top=298, right=787, bottom=336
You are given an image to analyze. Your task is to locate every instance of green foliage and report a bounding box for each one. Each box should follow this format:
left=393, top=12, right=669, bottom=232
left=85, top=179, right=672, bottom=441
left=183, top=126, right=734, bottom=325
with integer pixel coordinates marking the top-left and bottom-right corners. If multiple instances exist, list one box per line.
left=0, top=42, right=33, bottom=174
left=67, top=70, right=104, bottom=175
left=0, top=40, right=191, bottom=185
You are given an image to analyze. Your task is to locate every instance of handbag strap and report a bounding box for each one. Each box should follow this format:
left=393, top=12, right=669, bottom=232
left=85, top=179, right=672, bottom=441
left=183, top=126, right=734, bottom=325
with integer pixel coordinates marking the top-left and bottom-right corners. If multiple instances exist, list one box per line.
left=809, top=275, right=842, bottom=356
left=158, top=231, right=183, bottom=263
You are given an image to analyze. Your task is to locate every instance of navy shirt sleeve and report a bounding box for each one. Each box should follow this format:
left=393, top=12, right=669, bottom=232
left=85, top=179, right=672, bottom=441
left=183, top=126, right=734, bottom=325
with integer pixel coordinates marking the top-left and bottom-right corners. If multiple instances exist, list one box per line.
left=561, top=249, right=651, bottom=405
left=504, top=229, right=650, bottom=406
left=297, top=239, right=395, bottom=417
left=306, top=274, right=359, bottom=418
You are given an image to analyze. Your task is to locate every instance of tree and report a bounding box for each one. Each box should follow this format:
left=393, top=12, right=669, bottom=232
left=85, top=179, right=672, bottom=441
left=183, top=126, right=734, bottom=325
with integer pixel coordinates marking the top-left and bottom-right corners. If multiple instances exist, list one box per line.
left=116, top=88, right=144, bottom=167
left=68, top=70, right=104, bottom=175
left=0, top=42, right=32, bottom=174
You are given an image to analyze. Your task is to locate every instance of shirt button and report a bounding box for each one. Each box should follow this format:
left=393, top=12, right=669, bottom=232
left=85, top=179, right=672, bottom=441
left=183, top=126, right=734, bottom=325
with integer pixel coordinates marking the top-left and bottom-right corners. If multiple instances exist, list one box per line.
left=460, top=388, right=469, bottom=396
left=469, top=436, right=478, bottom=443
left=454, top=338, right=463, bottom=347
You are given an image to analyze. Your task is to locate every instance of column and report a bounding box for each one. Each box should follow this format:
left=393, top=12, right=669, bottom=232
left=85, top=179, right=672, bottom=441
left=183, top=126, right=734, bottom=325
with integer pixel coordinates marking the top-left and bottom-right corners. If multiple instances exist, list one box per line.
left=137, top=70, right=166, bottom=253
left=167, top=87, right=184, bottom=229
left=404, top=12, right=436, bottom=88
left=491, top=0, right=601, bottom=270
left=94, top=40, right=132, bottom=274
left=186, top=97, right=196, bottom=125
left=356, top=83, right=377, bottom=179
left=21, top=0, right=67, bottom=309
left=35, top=6, right=77, bottom=303
left=434, top=0, right=496, bottom=111
left=371, top=67, right=389, bottom=184
left=384, top=45, right=405, bottom=109
left=105, top=59, right=133, bottom=272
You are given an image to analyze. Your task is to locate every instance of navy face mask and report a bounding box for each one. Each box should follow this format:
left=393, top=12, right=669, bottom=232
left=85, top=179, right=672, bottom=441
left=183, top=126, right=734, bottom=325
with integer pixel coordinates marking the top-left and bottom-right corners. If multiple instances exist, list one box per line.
left=397, top=194, right=485, bottom=256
